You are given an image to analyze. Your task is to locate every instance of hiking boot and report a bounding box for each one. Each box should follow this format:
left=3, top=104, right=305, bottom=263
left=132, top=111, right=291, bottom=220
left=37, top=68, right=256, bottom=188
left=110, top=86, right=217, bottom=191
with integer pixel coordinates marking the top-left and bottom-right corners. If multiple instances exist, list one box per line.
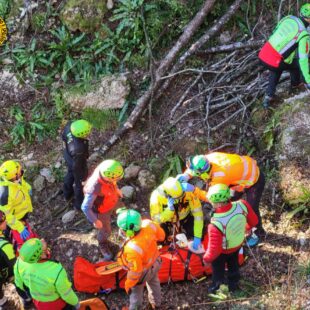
left=208, top=284, right=220, bottom=294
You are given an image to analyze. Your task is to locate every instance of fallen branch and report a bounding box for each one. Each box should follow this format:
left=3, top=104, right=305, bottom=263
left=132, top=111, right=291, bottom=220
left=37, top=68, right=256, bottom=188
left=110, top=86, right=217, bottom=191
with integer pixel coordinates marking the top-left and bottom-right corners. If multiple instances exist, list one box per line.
left=197, top=39, right=264, bottom=54
left=99, top=0, right=217, bottom=155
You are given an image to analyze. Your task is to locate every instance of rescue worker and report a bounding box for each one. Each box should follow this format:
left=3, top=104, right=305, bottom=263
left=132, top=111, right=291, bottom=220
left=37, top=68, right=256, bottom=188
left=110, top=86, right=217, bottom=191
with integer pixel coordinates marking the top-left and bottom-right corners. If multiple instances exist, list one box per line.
left=259, top=3, right=310, bottom=108
left=116, top=208, right=165, bottom=310
left=178, top=152, right=265, bottom=247
left=0, top=210, right=15, bottom=308
left=62, top=119, right=92, bottom=210
left=14, top=238, right=80, bottom=310
left=203, top=184, right=258, bottom=293
left=0, top=160, right=33, bottom=242
left=150, top=177, right=204, bottom=251
left=81, top=159, right=124, bottom=261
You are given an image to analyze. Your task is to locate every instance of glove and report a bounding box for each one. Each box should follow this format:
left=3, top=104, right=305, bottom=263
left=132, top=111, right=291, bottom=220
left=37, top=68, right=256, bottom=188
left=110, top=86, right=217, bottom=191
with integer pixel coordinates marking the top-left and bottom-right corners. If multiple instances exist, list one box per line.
left=192, top=237, right=201, bottom=250
left=20, top=227, right=30, bottom=241
left=167, top=197, right=175, bottom=211
left=177, top=174, right=190, bottom=182
left=180, top=182, right=195, bottom=192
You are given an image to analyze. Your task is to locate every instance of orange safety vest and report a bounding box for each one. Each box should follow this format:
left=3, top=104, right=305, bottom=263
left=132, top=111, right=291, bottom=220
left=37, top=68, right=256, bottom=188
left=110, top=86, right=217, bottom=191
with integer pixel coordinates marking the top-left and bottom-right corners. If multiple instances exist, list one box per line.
left=207, top=152, right=260, bottom=192
left=84, top=169, right=121, bottom=214
left=117, top=219, right=165, bottom=290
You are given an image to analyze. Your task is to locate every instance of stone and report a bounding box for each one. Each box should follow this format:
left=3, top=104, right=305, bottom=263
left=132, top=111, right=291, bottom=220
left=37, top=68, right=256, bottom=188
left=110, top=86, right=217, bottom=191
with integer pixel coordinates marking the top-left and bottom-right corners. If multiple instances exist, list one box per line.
left=66, top=248, right=73, bottom=257
left=138, top=170, right=157, bottom=189
left=124, top=164, right=141, bottom=180
left=62, top=210, right=76, bottom=224
left=278, top=101, right=310, bottom=203
left=23, top=160, right=38, bottom=168
left=33, top=175, right=45, bottom=192
left=40, top=168, right=55, bottom=183
left=88, top=152, right=100, bottom=163
left=219, top=31, right=232, bottom=44
left=60, top=0, right=108, bottom=33
left=63, top=74, right=130, bottom=111
left=54, top=162, right=62, bottom=169
left=121, top=186, right=135, bottom=200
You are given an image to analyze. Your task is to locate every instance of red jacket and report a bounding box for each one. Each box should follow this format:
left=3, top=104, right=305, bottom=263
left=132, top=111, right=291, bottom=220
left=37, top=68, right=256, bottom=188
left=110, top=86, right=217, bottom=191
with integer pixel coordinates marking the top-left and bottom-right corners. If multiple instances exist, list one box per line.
left=203, top=200, right=258, bottom=263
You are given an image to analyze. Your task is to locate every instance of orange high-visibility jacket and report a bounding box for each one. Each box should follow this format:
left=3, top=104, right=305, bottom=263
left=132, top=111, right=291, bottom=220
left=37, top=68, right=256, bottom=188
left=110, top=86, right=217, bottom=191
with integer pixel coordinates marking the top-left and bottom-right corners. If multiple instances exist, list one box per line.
left=117, top=219, right=165, bottom=292
left=187, top=152, right=260, bottom=193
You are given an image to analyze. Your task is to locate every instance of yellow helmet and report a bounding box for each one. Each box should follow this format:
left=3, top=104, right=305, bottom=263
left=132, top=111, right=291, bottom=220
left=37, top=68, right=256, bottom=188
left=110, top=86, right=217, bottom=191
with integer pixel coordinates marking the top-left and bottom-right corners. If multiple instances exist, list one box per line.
left=162, top=177, right=183, bottom=199
left=0, top=160, right=22, bottom=181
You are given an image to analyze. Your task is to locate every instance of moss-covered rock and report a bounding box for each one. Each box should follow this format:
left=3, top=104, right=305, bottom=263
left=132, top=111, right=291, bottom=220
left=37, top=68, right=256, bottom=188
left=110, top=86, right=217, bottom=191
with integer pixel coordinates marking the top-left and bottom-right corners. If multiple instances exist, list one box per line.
left=60, top=0, right=108, bottom=33
left=277, top=97, right=310, bottom=203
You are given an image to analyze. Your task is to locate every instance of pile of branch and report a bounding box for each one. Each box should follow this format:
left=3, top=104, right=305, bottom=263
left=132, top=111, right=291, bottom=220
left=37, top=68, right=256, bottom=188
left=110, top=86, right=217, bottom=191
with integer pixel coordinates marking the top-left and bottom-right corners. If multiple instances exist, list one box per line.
left=99, top=0, right=263, bottom=155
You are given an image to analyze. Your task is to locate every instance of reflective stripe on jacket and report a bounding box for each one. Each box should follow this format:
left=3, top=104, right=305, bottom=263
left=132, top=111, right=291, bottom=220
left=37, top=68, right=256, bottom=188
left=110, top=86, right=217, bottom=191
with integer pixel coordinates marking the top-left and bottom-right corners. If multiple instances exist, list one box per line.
left=14, top=258, right=78, bottom=305
left=117, top=219, right=165, bottom=290
left=204, top=152, right=259, bottom=192
left=150, top=186, right=204, bottom=238
left=0, top=178, right=32, bottom=233
left=211, top=201, right=248, bottom=250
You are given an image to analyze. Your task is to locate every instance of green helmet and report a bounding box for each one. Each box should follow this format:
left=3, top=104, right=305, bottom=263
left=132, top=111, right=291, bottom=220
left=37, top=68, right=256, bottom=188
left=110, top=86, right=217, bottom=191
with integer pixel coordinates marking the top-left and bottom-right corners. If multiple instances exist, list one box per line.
left=207, top=184, right=230, bottom=203
left=162, top=177, right=183, bottom=198
left=116, top=208, right=142, bottom=237
left=99, top=160, right=124, bottom=181
left=300, top=3, right=310, bottom=18
left=187, top=155, right=211, bottom=179
left=19, top=238, right=43, bottom=263
left=0, top=160, right=22, bottom=181
left=70, top=120, right=92, bottom=138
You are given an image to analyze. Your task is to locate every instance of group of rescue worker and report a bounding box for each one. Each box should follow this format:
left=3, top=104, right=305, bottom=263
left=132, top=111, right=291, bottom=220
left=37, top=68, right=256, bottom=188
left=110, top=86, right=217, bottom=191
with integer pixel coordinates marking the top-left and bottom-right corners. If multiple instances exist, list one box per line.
left=0, top=3, right=309, bottom=310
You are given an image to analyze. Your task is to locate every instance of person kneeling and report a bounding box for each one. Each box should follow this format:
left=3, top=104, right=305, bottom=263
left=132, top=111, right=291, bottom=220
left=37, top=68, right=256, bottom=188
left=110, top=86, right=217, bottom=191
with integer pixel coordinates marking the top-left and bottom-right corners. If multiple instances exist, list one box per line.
left=203, top=184, right=258, bottom=293
left=116, top=208, right=165, bottom=310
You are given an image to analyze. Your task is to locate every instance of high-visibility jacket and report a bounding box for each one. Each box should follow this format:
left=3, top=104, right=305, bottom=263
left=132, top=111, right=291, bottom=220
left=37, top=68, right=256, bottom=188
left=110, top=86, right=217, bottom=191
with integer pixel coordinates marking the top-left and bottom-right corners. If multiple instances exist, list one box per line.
left=0, top=234, right=16, bottom=281
left=211, top=201, right=248, bottom=250
left=0, top=178, right=32, bottom=233
left=82, top=167, right=122, bottom=223
left=185, top=152, right=260, bottom=193
left=150, top=185, right=204, bottom=238
left=259, top=15, right=310, bottom=85
left=14, top=258, right=78, bottom=305
left=117, top=219, right=165, bottom=292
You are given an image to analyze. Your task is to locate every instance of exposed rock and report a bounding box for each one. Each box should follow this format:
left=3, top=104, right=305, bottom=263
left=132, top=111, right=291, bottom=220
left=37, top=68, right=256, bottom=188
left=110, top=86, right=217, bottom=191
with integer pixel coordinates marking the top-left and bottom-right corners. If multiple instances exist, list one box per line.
left=278, top=101, right=310, bottom=202
left=63, top=74, right=130, bottom=111
left=138, top=170, right=157, bottom=189
left=40, top=168, right=55, bottom=183
left=88, top=152, right=100, bottom=163
left=0, top=71, right=35, bottom=105
left=62, top=210, right=76, bottom=224
left=23, top=160, right=38, bottom=168
left=121, top=186, right=135, bottom=200
left=124, top=164, right=141, bottom=180
left=54, top=162, right=62, bottom=169
left=33, top=175, right=45, bottom=192
left=60, top=0, right=108, bottom=33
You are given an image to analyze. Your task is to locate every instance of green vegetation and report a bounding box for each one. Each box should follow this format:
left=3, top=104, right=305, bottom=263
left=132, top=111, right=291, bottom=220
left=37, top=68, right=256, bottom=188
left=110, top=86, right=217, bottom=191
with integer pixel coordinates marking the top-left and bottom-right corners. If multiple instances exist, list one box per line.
left=0, top=0, right=10, bottom=18
left=287, top=186, right=310, bottom=219
left=161, top=153, right=184, bottom=182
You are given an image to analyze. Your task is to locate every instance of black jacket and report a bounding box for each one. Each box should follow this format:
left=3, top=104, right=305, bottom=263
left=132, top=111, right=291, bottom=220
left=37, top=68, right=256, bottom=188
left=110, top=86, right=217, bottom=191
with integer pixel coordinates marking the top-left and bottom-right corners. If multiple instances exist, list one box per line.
left=62, top=122, right=89, bottom=182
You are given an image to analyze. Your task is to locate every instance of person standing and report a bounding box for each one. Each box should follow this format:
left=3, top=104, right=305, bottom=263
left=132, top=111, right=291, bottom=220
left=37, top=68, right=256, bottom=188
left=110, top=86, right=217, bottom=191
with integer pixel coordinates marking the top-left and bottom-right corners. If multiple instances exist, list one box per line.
left=14, top=238, right=80, bottom=310
left=259, top=3, right=310, bottom=108
left=178, top=152, right=265, bottom=246
left=62, top=119, right=92, bottom=210
left=81, top=159, right=124, bottom=261
left=0, top=160, right=33, bottom=242
left=203, top=184, right=258, bottom=293
left=116, top=208, right=165, bottom=310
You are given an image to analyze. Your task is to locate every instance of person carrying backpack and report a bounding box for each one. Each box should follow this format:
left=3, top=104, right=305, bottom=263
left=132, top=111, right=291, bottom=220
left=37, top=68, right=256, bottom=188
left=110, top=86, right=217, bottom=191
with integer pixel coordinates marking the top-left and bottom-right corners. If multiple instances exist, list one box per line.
left=116, top=208, right=165, bottom=310
left=258, top=3, right=310, bottom=108
left=203, top=184, right=258, bottom=293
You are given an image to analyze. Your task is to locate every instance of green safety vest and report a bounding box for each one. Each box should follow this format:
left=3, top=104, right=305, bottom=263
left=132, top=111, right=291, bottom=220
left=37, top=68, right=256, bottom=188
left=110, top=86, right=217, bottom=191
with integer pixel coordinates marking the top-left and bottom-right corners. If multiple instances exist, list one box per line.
left=268, top=16, right=309, bottom=63
left=211, top=201, right=248, bottom=250
left=14, top=258, right=78, bottom=305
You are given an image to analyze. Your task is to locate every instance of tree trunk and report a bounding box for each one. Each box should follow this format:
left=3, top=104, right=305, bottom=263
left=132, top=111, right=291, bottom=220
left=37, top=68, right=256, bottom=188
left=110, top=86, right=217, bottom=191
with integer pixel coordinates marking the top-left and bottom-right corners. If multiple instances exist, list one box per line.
left=99, top=0, right=216, bottom=154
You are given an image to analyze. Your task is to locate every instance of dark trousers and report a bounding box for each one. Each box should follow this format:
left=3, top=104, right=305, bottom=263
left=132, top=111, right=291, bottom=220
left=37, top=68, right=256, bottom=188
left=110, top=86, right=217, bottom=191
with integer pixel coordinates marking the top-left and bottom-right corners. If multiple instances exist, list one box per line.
left=211, top=250, right=240, bottom=289
left=265, top=59, right=301, bottom=97
left=232, top=171, right=265, bottom=234
left=63, top=165, right=84, bottom=210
